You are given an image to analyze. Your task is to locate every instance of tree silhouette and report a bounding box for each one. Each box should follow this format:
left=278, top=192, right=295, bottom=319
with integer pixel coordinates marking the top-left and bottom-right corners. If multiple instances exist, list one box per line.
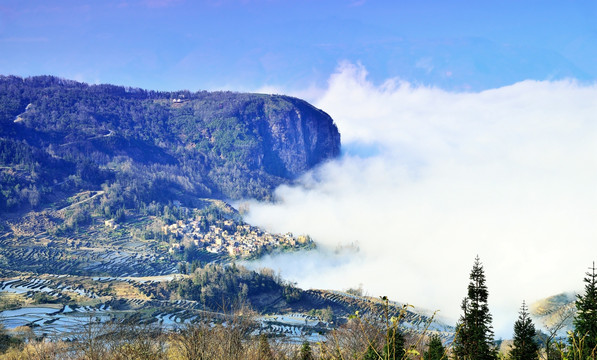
left=382, top=324, right=405, bottom=360
left=452, top=256, right=497, bottom=360
left=572, top=262, right=597, bottom=357
left=510, top=301, right=539, bottom=360
left=425, top=333, right=445, bottom=360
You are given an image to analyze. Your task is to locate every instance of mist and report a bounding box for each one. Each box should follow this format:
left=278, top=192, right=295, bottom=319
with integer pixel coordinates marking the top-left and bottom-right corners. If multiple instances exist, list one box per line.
left=244, top=62, right=597, bottom=337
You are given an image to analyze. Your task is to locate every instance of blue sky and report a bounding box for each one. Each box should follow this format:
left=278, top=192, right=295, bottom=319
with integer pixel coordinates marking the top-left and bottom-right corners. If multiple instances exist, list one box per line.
left=1, top=0, right=597, bottom=92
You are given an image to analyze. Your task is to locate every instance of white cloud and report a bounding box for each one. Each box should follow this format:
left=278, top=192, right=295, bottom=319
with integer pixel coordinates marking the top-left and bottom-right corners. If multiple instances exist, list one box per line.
left=244, top=62, right=597, bottom=337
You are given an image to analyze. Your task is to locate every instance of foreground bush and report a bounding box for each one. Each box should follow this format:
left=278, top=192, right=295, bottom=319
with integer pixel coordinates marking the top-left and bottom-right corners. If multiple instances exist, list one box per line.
left=0, top=312, right=446, bottom=360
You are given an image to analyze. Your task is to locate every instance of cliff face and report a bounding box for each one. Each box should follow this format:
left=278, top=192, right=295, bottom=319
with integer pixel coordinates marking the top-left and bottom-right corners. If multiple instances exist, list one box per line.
left=256, top=96, right=340, bottom=178
left=0, top=75, right=340, bottom=207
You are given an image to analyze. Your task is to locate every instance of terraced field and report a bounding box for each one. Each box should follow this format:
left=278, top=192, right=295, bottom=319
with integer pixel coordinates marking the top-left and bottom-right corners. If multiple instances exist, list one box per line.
left=0, top=201, right=456, bottom=343
left=304, top=290, right=455, bottom=342
left=0, top=218, right=179, bottom=277
left=0, top=274, right=456, bottom=342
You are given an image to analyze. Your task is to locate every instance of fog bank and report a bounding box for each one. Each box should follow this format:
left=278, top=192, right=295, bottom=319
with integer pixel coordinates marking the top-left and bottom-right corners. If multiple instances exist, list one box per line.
left=245, top=63, right=597, bottom=337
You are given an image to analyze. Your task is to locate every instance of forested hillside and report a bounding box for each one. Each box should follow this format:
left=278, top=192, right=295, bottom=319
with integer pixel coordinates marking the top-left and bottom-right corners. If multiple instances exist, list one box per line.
left=0, top=75, right=340, bottom=214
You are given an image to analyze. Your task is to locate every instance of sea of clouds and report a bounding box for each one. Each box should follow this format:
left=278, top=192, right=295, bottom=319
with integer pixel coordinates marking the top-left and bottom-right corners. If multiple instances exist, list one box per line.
left=245, top=62, right=597, bottom=337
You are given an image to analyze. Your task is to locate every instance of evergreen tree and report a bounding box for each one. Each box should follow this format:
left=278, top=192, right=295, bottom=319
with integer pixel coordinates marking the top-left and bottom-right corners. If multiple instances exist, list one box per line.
left=425, top=334, right=445, bottom=360
left=383, top=325, right=405, bottom=360
left=510, top=301, right=539, bottom=360
left=452, top=256, right=497, bottom=360
left=362, top=343, right=379, bottom=360
left=572, top=262, right=597, bottom=357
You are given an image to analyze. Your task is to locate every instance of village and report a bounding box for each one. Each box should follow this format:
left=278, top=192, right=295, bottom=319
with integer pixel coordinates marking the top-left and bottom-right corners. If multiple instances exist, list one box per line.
left=162, top=217, right=313, bottom=259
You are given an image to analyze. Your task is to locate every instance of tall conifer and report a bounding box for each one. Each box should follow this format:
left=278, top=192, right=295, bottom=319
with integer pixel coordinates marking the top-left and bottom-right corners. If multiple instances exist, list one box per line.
left=425, top=334, right=445, bottom=360
left=452, top=256, right=497, bottom=360
left=510, top=301, right=539, bottom=360
left=362, top=344, right=378, bottom=360
left=383, top=325, right=405, bottom=360
left=572, top=262, right=597, bottom=356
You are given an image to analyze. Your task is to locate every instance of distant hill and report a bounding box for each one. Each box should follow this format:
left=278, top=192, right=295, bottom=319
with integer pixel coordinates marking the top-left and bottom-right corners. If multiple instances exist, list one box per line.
left=529, top=292, right=576, bottom=338
left=0, top=75, right=340, bottom=214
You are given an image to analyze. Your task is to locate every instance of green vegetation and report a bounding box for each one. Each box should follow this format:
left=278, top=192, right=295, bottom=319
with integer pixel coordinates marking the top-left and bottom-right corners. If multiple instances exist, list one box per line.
left=0, top=75, right=339, bottom=214
left=382, top=324, right=406, bottom=360
left=424, top=334, right=446, bottom=360
left=307, top=307, right=335, bottom=323
left=0, top=325, right=21, bottom=356
left=169, top=263, right=301, bottom=310
left=509, top=301, right=539, bottom=360
left=300, top=341, right=315, bottom=360
left=0, top=74, right=343, bottom=355
left=0, top=75, right=337, bottom=285
left=453, top=256, right=497, bottom=360
left=2, top=258, right=597, bottom=359
left=568, top=262, right=597, bottom=359
left=31, top=292, right=60, bottom=305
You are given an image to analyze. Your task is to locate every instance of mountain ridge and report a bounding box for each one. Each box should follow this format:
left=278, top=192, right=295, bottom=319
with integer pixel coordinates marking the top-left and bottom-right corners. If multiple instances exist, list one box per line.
left=0, top=75, right=340, bottom=214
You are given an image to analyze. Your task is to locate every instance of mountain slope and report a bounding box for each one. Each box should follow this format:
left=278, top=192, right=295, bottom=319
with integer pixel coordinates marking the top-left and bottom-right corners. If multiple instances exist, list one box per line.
left=530, top=292, right=576, bottom=338
left=0, top=75, right=340, bottom=213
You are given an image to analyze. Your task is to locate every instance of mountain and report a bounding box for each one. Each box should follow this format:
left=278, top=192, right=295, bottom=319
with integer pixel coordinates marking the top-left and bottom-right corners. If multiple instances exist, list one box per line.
left=0, top=75, right=340, bottom=214
left=529, top=292, right=576, bottom=338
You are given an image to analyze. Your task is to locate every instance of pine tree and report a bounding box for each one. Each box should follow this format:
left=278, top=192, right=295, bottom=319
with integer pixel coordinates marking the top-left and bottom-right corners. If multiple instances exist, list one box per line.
left=572, top=262, right=597, bottom=357
left=383, top=325, right=405, bottom=360
left=425, top=334, right=445, bottom=360
left=362, top=344, right=379, bottom=360
left=509, top=301, right=539, bottom=360
left=452, top=256, right=497, bottom=360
